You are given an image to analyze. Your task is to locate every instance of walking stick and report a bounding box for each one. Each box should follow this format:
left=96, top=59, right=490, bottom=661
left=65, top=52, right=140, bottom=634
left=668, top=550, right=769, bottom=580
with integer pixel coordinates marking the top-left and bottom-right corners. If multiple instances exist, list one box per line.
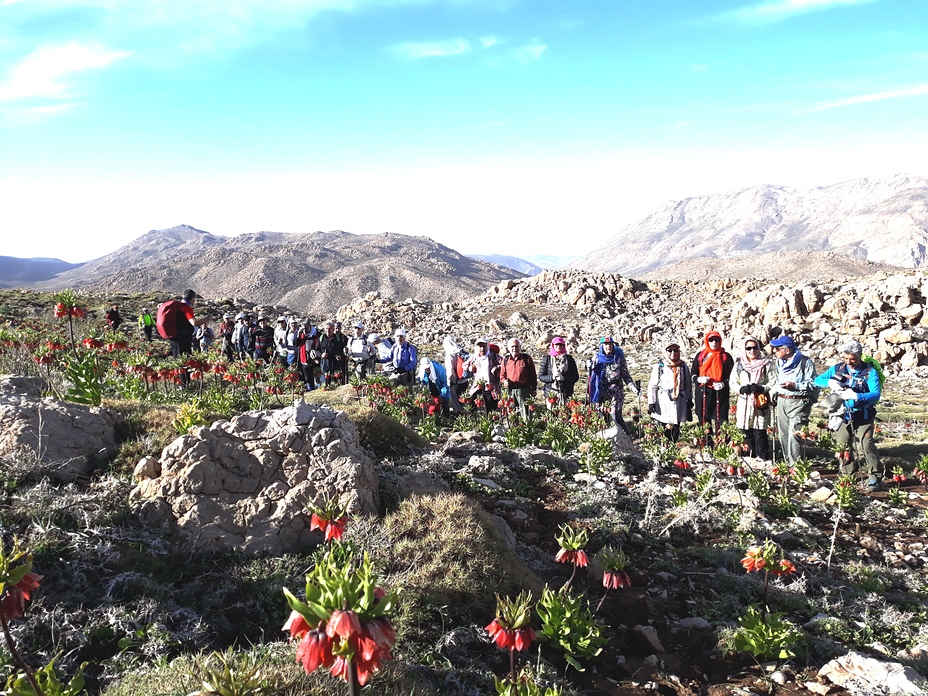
left=635, top=379, right=642, bottom=438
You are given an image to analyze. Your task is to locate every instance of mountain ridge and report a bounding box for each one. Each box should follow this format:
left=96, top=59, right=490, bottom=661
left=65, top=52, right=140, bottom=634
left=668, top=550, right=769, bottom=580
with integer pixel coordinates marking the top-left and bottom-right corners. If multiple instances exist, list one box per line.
left=570, top=173, right=928, bottom=276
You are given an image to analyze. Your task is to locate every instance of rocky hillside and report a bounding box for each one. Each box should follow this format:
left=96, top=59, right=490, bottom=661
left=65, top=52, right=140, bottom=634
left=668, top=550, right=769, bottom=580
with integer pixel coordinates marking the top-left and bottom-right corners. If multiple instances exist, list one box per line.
left=336, top=268, right=928, bottom=379
left=640, top=250, right=902, bottom=282
left=570, top=174, right=928, bottom=276
left=34, top=225, right=522, bottom=315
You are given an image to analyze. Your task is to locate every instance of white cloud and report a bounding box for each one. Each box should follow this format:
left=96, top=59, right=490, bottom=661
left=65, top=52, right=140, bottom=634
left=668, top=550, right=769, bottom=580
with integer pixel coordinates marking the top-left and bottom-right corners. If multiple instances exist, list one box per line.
left=721, top=0, right=875, bottom=24
left=393, top=38, right=470, bottom=59
left=802, top=83, right=928, bottom=112
left=0, top=42, right=128, bottom=101
left=480, top=35, right=498, bottom=48
left=686, top=63, right=709, bottom=74
left=513, top=43, right=546, bottom=63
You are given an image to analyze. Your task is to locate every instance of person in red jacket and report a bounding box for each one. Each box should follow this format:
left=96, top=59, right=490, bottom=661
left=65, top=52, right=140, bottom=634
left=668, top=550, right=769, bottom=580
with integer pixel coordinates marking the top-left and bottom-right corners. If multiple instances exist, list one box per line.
left=500, top=337, right=537, bottom=420
left=692, top=330, right=734, bottom=443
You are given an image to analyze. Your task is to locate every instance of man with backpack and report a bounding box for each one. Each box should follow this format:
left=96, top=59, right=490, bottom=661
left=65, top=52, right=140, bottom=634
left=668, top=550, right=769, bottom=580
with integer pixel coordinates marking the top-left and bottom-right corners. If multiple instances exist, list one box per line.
left=157, top=289, right=198, bottom=357
left=814, top=340, right=883, bottom=490
left=767, top=334, right=818, bottom=465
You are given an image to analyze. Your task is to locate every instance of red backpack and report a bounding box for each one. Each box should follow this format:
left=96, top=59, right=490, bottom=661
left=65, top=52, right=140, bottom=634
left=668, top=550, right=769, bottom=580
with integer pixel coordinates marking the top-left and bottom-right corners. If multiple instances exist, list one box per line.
left=156, top=300, right=186, bottom=339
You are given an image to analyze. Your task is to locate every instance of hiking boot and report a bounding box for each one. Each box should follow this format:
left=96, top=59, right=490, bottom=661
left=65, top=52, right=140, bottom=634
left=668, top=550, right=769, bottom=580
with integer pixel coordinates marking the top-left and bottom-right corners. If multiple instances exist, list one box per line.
left=864, top=477, right=883, bottom=492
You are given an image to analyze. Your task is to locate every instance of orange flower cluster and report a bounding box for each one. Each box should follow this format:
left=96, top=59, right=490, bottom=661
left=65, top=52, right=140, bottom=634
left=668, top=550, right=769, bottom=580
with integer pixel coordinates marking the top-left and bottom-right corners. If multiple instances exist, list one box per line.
left=740, top=543, right=797, bottom=577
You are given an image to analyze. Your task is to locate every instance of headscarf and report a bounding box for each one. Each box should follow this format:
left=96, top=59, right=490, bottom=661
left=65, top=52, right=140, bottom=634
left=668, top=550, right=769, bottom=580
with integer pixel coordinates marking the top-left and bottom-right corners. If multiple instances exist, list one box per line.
left=596, top=338, right=618, bottom=366
left=739, top=335, right=769, bottom=383
left=549, top=336, right=566, bottom=357
left=443, top=335, right=462, bottom=356
left=662, top=344, right=684, bottom=399
left=698, top=331, right=725, bottom=382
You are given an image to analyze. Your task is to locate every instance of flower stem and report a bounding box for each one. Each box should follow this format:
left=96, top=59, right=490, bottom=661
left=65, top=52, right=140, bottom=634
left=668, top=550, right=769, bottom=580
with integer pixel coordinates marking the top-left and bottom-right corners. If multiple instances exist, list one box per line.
left=347, top=659, right=360, bottom=696
left=509, top=647, right=516, bottom=682
left=0, top=610, right=44, bottom=696
left=594, top=591, right=609, bottom=615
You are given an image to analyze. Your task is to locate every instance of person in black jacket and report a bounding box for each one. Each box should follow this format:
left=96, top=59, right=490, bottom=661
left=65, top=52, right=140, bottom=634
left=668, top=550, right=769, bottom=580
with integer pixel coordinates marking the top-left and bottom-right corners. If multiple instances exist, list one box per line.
left=319, top=321, right=348, bottom=386
left=692, top=330, right=735, bottom=441
left=538, top=336, right=579, bottom=406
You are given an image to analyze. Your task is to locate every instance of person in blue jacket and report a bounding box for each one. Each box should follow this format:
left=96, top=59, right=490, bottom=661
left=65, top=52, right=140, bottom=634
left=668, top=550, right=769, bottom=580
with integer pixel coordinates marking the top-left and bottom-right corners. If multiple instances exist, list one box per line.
left=589, top=336, right=638, bottom=435
left=391, top=329, right=418, bottom=386
left=814, top=340, right=882, bottom=490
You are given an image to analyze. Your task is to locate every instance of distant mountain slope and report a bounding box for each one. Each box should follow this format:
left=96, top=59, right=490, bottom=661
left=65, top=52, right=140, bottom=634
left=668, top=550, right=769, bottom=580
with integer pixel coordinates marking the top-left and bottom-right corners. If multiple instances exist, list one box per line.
left=0, top=256, right=82, bottom=287
left=570, top=174, right=928, bottom=276
left=640, top=250, right=903, bottom=282
left=468, top=254, right=543, bottom=276
left=33, top=227, right=523, bottom=314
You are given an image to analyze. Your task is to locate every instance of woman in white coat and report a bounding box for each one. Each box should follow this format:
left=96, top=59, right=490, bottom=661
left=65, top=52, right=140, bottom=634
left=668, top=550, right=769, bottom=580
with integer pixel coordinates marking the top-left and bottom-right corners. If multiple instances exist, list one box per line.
left=730, top=335, right=772, bottom=460
left=647, top=343, right=692, bottom=442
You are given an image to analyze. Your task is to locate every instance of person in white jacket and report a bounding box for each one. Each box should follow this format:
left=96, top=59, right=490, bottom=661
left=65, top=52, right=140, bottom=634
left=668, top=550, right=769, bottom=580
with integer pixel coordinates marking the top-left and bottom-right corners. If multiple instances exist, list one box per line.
left=647, top=343, right=693, bottom=442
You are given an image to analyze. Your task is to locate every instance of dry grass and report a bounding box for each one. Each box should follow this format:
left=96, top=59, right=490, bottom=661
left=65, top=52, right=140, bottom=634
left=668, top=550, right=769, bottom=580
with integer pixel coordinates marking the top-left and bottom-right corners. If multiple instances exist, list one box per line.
left=380, top=492, right=541, bottom=647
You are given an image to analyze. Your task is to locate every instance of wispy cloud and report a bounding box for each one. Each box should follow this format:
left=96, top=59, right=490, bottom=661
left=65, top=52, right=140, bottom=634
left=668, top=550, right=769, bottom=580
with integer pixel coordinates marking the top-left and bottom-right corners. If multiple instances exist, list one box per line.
left=0, top=42, right=128, bottom=101
left=802, top=83, right=928, bottom=112
left=393, top=38, right=470, bottom=59
left=480, top=35, right=498, bottom=49
left=720, top=0, right=875, bottom=24
left=512, top=43, right=546, bottom=63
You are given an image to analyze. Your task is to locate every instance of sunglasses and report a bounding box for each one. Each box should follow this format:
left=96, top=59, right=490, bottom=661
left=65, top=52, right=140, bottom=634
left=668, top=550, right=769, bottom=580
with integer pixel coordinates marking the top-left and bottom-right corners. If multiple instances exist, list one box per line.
left=708, top=337, right=721, bottom=343
left=666, top=349, right=680, bottom=353
left=745, top=346, right=759, bottom=351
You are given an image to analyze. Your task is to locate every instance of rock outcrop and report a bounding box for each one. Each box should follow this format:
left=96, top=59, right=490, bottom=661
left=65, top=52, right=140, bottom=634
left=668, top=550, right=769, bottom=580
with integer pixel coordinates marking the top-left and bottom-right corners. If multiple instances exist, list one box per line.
left=130, top=400, right=378, bottom=554
left=0, top=375, right=120, bottom=482
left=336, top=269, right=928, bottom=380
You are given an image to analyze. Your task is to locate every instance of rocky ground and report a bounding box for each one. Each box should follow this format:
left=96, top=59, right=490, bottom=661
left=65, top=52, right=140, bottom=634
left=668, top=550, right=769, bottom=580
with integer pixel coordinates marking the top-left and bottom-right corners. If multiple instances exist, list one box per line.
left=1, top=274, right=927, bottom=695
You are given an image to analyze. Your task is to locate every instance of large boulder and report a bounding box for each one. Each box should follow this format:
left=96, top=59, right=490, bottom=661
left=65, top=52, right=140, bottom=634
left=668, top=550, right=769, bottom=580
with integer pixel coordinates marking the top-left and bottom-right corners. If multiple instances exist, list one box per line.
left=0, top=375, right=121, bottom=482
left=130, top=400, right=378, bottom=555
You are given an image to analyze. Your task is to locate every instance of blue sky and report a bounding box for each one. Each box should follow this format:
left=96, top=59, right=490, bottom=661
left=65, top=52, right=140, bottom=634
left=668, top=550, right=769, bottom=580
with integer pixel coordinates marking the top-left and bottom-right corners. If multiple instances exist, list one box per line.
left=1, top=0, right=926, bottom=263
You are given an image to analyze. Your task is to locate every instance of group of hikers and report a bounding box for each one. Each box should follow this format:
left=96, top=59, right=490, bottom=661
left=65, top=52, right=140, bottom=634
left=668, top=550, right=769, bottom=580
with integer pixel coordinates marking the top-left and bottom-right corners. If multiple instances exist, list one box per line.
left=648, top=331, right=885, bottom=490
left=146, top=290, right=886, bottom=490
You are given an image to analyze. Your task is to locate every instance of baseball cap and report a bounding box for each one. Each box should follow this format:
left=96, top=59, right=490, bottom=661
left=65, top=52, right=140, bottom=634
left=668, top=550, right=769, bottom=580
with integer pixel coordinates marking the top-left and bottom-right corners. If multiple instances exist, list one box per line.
left=770, top=335, right=797, bottom=349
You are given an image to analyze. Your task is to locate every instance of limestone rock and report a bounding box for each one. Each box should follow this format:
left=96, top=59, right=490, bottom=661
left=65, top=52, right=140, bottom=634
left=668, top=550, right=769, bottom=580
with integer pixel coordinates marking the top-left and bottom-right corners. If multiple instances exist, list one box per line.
left=0, top=374, right=121, bottom=482
left=818, top=650, right=928, bottom=695
left=130, top=401, right=378, bottom=555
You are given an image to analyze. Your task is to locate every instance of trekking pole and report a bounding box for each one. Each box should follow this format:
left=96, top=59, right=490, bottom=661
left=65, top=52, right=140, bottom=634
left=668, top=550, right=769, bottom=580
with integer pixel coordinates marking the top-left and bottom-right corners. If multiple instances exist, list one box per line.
left=635, top=379, right=642, bottom=438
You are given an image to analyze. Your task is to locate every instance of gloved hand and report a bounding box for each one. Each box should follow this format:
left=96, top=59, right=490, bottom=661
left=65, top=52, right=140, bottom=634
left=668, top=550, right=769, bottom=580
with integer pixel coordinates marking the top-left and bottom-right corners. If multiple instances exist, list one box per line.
left=632, top=384, right=641, bottom=397
left=648, top=403, right=658, bottom=414
left=739, top=385, right=752, bottom=395
left=828, top=379, right=843, bottom=392
left=697, top=376, right=710, bottom=385
left=840, top=389, right=857, bottom=401
left=712, top=381, right=724, bottom=391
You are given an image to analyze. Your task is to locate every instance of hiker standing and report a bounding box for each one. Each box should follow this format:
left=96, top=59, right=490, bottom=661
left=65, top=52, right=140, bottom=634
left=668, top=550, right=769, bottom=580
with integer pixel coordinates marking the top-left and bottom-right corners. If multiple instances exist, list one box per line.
left=319, top=321, right=347, bottom=385
left=692, top=331, right=734, bottom=441
left=138, top=307, right=154, bottom=342
left=390, top=329, right=418, bottom=386
left=647, top=343, right=692, bottom=443
left=500, top=337, right=537, bottom=420
left=814, top=340, right=883, bottom=489
left=538, top=336, right=580, bottom=407
left=767, top=335, right=817, bottom=465
left=443, top=335, right=470, bottom=414
left=251, top=316, right=275, bottom=363
left=463, top=338, right=501, bottom=411
left=588, top=336, right=637, bottom=434
left=347, top=323, right=372, bottom=379
left=105, top=304, right=122, bottom=333
left=218, top=313, right=236, bottom=360
left=731, top=336, right=773, bottom=461
left=169, top=290, right=197, bottom=357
